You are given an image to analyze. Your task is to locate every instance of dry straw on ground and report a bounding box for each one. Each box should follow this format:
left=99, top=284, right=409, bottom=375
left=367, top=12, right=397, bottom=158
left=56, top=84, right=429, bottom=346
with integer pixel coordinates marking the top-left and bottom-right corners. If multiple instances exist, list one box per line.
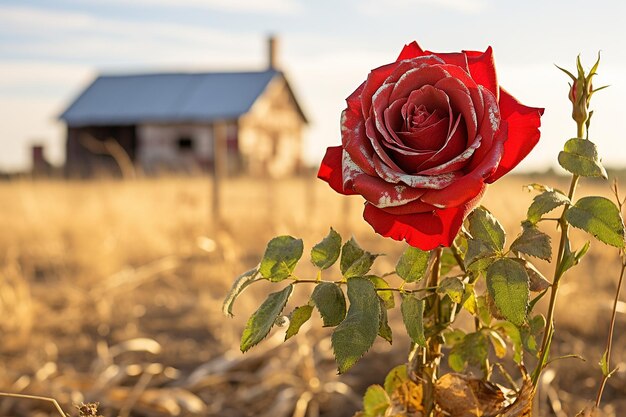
left=0, top=175, right=624, bottom=416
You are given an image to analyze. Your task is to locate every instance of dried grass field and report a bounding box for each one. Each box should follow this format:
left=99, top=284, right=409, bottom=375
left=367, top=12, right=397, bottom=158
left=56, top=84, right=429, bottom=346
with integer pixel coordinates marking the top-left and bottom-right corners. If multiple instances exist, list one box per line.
left=0, top=174, right=625, bottom=417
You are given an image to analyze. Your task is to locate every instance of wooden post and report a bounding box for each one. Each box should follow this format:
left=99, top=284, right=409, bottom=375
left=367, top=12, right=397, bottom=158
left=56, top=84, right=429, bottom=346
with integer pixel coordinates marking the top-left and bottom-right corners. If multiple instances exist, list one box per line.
left=212, top=121, right=228, bottom=228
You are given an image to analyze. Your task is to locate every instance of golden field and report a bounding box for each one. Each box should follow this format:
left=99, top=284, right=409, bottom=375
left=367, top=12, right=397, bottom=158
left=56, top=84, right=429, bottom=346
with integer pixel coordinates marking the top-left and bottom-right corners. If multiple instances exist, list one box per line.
left=0, top=174, right=625, bottom=417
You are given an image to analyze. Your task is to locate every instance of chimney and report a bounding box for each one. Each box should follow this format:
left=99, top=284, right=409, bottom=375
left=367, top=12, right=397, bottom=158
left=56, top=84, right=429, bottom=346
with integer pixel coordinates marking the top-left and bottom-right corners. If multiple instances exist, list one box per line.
left=267, top=35, right=278, bottom=70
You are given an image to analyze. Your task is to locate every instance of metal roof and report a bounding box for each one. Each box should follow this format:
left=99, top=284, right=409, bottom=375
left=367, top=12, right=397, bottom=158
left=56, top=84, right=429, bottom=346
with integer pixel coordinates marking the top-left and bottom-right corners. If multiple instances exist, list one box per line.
left=60, top=69, right=293, bottom=126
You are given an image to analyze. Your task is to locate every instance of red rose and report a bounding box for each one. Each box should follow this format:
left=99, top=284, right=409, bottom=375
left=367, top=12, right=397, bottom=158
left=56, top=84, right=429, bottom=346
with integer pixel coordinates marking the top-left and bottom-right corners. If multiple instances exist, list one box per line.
left=318, top=42, right=544, bottom=250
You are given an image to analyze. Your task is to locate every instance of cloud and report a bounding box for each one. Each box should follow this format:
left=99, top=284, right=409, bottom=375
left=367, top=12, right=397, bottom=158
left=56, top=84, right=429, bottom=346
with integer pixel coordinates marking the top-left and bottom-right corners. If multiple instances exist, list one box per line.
left=93, top=0, right=302, bottom=15
left=0, top=6, right=264, bottom=67
left=0, top=61, right=94, bottom=88
left=359, top=0, right=488, bottom=15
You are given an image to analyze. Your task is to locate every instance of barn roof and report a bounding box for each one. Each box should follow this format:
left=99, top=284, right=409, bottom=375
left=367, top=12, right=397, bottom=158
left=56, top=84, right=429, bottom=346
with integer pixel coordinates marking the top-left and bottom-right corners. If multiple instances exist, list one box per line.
left=60, top=69, right=307, bottom=126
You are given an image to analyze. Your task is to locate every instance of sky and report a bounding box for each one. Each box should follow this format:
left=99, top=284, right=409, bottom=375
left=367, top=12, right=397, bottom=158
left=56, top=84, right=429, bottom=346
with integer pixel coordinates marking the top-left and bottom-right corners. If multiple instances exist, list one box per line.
left=1, top=0, right=625, bottom=172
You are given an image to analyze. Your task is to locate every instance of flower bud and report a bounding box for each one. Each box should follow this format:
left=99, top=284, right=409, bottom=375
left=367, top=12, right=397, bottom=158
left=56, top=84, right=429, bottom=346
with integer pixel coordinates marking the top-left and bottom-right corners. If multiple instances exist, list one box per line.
left=559, top=53, right=604, bottom=128
left=569, top=79, right=588, bottom=125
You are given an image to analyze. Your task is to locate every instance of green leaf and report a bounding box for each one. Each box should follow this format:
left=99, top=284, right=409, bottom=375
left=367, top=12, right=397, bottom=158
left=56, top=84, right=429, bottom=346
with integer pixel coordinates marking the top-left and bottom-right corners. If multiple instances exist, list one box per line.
left=529, top=289, right=549, bottom=311
left=311, top=228, right=342, bottom=270
left=511, top=226, right=552, bottom=261
left=285, top=304, right=313, bottom=341
left=555, top=64, right=576, bottom=81
left=367, top=275, right=395, bottom=309
left=240, top=285, right=293, bottom=352
left=523, top=183, right=555, bottom=193
left=558, top=138, right=608, bottom=178
left=363, top=385, right=390, bottom=417
left=378, top=299, right=393, bottom=344
left=448, top=332, right=489, bottom=372
left=461, top=284, right=478, bottom=315
left=222, top=268, right=259, bottom=317
left=486, top=258, right=530, bottom=326
left=443, top=329, right=466, bottom=347
left=331, top=278, right=381, bottom=373
left=600, top=349, right=610, bottom=377
left=557, top=240, right=590, bottom=278
left=468, top=207, right=505, bottom=252
left=493, top=322, right=523, bottom=364
left=383, top=364, right=408, bottom=395
left=488, top=329, right=507, bottom=358
left=464, top=238, right=493, bottom=269
left=259, top=236, right=304, bottom=282
left=527, top=190, right=570, bottom=224
left=395, top=246, right=431, bottom=283
left=340, top=238, right=379, bottom=278
left=448, top=351, right=466, bottom=372
left=476, top=295, right=493, bottom=326
left=401, top=294, right=426, bottom=347
left=520, top=259, right=551, bottom=292
left=437, top=276, right=465, bottom=303
left=311, top=282, right=346, bottom=327
left=565, top=196, right=625, bottom=247
left=521, top=315, right=546, bottom=355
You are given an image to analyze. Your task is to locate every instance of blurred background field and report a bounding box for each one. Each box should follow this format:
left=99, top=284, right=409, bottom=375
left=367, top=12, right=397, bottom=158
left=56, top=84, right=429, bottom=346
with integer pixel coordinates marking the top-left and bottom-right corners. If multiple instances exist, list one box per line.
left=0, top=173, right=625, bottom=417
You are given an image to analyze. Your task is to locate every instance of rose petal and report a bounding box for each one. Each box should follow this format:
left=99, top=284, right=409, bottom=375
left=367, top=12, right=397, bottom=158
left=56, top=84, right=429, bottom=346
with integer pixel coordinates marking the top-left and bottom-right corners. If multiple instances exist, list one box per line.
left=419, top=135, right=482, bottom=175
left=390, top=65, right=451, bottom=103
left=346, top=81, right=365, bottom=112
left=420, top=138, right=504, bottom=208
left=351, top=174, right=425, bottom=208
left=361, top=62, right=400, bottom=119
left=383, top=97, right=408, bottom=141
left=438, top=64, right=484, bottom=122
left=434, top=76, right=478, bottom=141
left=464, top=47, right=499, bottom=98
left=487, top=88, right=544, bottom=182
left=365, top=113, right=407, bottom=174
left=387, top=147, right=438, bottom=173
left=363, top=203, right=471, bottom=250
left=416, top=114, right=467, bottom=172
left=397, top=41, right=427, bottom=61
left=373, top=157, right=461, bottom=189
left=427, top=52, right=469, bottom=72
left=467, top=85, right=500, bottom=171
left=342, top=150, right=366, bottom=190
left=318, top=146, right=355, bottom=195
left=403, top=85, right=454, bottom=133
left=386, top=56, right=445, bottom=86
left=377, top=199, right=437, bottom=215
left=342, top=108, right=377, bottom=176
left=397, top=117, right=449, bottom=151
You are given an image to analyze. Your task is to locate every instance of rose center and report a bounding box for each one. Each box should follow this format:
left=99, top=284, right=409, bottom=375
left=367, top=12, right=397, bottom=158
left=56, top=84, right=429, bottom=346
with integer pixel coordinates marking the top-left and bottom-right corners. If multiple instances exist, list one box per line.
left=402, top=103, right=442, bottom=132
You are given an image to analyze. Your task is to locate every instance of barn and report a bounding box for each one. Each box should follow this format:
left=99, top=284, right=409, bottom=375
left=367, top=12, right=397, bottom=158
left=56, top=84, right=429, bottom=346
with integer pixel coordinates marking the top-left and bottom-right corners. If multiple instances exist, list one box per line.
left=59, top=37, right=308, bottom=178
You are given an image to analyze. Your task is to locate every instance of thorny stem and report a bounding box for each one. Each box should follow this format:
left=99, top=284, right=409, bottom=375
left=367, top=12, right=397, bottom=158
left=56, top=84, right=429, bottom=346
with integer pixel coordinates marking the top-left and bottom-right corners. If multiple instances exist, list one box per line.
left=0, top=392, right=68, bottom=417
left=422, top=247, right=444, bottom=416
left=532, top=122, right=584, bottom=387
left=450, top=243, right=466, bottom=273
left=595, top=260, right=625, bottom=407
left=595, top=183, right=626, bottom=407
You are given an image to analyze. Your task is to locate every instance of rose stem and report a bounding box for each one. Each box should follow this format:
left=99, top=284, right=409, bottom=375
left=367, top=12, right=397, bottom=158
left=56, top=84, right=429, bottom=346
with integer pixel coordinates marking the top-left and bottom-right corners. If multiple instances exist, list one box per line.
left=596, top=259, right=625, bottom=407
left=595, top=182, right=626, bottom=407
left=450, top=243, right=481, bottom=331
left=532, top=121, right=584, bottom=386
left=422, top=246, right=443, bottom=415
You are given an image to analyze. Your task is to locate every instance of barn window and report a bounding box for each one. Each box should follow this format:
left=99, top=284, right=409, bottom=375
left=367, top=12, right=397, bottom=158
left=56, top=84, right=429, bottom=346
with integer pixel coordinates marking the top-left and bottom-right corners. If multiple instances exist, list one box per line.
left=177, top=136, right=194, bottom=151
